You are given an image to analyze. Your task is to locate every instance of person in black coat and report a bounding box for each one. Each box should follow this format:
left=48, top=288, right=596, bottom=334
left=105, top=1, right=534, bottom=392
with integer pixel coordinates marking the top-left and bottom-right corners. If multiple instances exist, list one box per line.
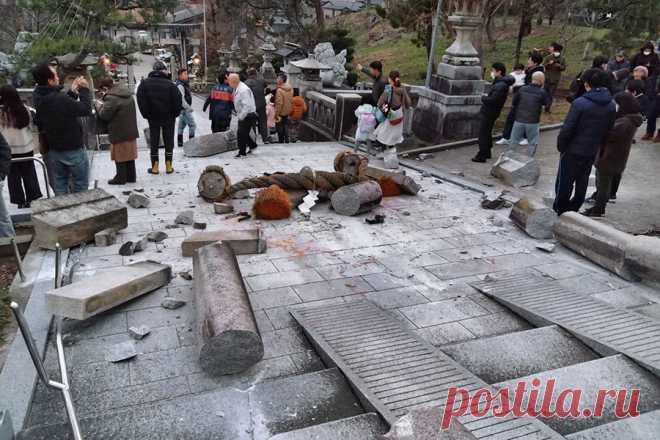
left=567, top=56, right=614, bottom=103
left=553, top=69, right=617, bottom=215
left=136, top=60, right=182, bottom=175
left=245, top=68, right=269, bottom=143
left=473, top=63, right=515, bottom=162
left=0, top=132, right=14, bottom=237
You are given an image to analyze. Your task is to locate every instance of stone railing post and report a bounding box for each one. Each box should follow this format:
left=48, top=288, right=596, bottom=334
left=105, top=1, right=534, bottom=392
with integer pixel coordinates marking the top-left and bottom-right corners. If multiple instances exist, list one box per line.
left=334, top=93, right=362, bottom=141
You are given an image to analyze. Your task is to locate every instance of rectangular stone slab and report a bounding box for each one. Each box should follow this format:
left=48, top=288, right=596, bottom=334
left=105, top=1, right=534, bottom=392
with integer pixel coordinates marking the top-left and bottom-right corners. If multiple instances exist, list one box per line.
left=46, top=261, right=171, bottom=320
left=181, top=229, right=266, bottom=257
left=31, top=188, right=127, bottom=250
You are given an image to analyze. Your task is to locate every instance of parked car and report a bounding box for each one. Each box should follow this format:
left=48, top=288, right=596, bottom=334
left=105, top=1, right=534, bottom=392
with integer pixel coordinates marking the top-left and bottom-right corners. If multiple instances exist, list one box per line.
left=154, top=48, right=172, bottom=62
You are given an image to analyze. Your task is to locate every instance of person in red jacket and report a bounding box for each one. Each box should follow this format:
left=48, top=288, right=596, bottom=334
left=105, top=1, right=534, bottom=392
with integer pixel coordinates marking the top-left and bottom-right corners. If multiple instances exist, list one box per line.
left=288, top=89, right=307, bottom=143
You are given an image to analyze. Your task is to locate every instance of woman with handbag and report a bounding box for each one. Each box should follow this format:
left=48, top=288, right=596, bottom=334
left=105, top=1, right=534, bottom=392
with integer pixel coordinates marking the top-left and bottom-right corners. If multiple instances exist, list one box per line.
left=372, top=70, right=411, bottom=168
left=0, top=85, right=43, bottom=209
left=96, top=77, right=138, bottom=185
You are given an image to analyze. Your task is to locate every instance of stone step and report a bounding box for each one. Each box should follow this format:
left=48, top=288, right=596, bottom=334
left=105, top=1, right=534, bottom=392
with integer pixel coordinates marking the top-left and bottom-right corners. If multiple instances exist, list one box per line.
left=565, top=409, right=660, bottom=440
left=268, top=413, right=387, bottom=440
left=441, top=325, right=599, bottom=384
left=493, top=355, right=660, bottom=436
left=250, top=367, right=365, bottom=440
left=291, top=301, right=564, bottom=439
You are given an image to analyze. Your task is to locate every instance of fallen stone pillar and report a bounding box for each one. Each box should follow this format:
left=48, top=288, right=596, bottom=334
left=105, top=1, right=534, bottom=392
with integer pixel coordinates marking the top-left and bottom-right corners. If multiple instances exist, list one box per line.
left=490, top=151, right=540, bottom=188
left=198, top=165, right=232, bottom=202
left=331, top=180, right=383, bottom=216
left=184, top=131, right=237, bottom=157
left=194, top=242, right=264, bottom=375
left=32, top=189, right=127, bottom=250
left=365, top=166, right=421, bottom=195
left=181, top=228, right=266, bottom=257
left=47, top=261, right=172, bottom=320
left=509, top=197, right=557, bottom=239
left=554, top=212, right=636, bottom=281
left=624, top=236, right=660, bottom=283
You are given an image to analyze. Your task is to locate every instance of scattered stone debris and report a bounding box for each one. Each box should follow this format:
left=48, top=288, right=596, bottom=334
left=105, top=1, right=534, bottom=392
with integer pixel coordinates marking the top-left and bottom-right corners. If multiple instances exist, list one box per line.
left=155, top=190, right=173, bottom=199
left=122, top=190, right=132, bottom=196
left=165, top=224, right=179, bottom=229
left=417, top=153, right=434, bottom=161
left=428, top=194, right=441, bottom=200
left=146, top=231, right=168, bottom=243
left=119, top=241, right=136, bottom=256
left=193, top=222, right=207, bottom=230
left=128, top=191, right=150, bottom=209
left=94, top=228, right=117, bottom=247
left=481, top=197, right=508, bottom=210
left=62, top=334, right=78, bottom=347
left=402, top=211, right=411, bottom=216
left=449, top=170, right=465, bottom=177
left=488, top=215, right=504, bottom=227
left=421, top=171, right=433, bottom=178
left=133, top=236, right=149, bottom=252
left=536, top=242, right=556, bottom=253
left=214, top=202, right=234, bottom=214
left=434, top=179, right=444, bottom=184
left=175, top=210, right=194, bottom=225
left=134, top=188, right=145, bottom=193
left=179, top=270, right=193, bottom=281
left=106, top=341, right=137, bottom=363
left=128, top=325, right=151, bottom=340
left=232, top=190, right=250, bottom=200
left=366, top=214, right=386, bottom=225
left=161, top=297, right=187, bottom=310
left=237, top=213, right=252, bottom=222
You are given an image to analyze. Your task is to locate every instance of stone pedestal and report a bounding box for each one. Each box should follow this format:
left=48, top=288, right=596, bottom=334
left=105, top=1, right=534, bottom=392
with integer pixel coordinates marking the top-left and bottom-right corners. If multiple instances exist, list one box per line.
left=412, top=9, right=485, bottom=143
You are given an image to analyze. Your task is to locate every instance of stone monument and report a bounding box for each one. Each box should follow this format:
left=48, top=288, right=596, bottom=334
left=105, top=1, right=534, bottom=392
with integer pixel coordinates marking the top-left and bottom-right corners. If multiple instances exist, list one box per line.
left=413, top=0, right=486, bottom=142
left=284, top=55, right=331, bottom=96
left=260, top=36, right=277, bottom=82
left=313, top=42, right=348, bottom=88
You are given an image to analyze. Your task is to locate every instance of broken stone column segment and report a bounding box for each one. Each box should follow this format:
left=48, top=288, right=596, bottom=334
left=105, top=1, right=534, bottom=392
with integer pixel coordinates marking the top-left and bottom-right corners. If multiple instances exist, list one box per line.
left=31, top=188, right=128, bottom=250
left=127, top=191, right=150, bottom=209
left=490, top=151, right=540, bottom=188
left=182, top=229, right=266, bottom=257
left=46, top=261, right=172, bottom=320
left=193, top=242, right=264, bottom=376
left=184, top=130, right=237, bottom=157
left=365, top=166, right=420, bottom=195
left=331, top=180, right=383, bottom=216
left=509, top=197, right=557, bottom=239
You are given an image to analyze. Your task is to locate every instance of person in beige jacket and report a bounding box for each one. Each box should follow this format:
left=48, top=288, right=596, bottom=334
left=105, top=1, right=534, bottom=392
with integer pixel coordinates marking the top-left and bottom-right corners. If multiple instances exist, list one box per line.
left=275, top=73, right=293, bottom=143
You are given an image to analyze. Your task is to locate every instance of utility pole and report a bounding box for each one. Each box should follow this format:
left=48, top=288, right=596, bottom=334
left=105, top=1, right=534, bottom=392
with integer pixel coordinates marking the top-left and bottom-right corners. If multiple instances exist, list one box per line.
left=203, top=0, right=208, bottom=84
left=425, top=0, right=443, bottom=89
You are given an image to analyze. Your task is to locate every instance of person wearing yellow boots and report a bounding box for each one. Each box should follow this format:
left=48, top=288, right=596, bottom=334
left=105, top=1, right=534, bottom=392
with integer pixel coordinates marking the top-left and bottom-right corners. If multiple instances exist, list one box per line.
left=136, top=61, right=182, bottom=175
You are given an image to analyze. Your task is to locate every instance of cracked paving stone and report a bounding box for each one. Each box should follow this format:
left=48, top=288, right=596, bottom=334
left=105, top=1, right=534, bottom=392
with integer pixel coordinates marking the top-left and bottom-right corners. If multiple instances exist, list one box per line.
left=106, top=341, right=137, bottom=363
left=128, top=325, right=152, bottom=340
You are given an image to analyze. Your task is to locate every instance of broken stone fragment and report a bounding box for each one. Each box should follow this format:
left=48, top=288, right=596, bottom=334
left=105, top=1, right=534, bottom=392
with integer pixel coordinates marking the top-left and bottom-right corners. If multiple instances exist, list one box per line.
left=491, top=151, right=540, bottom=187
left=175, top=210, right=194, bottom=225
left=232, top=190, right=250, bottom=200
left=213, top=202, right=234, bottom=215
left=155, top=190, right=173, bottom=199
left=146, top=231, right=168, bottom=243
left=536, top=242, right=556, bottom=253
left=133, top=236, right=149, bottom=252
left=128, top=325, right=151, bottom=340
left=161, top=297, right=186, bottom=310
left=181, top=229, right=266, bottom=257
left=106, top=341, right=137, bottom=363
left=127, top=191, right=150, bottom=209
left=119, top=241, right=136, bottom=256
left=179, top=270, right=193, bottom=281
left=193, top=222, right=207, bottom=230
left=509, top=198, right=556, bottom=239
left=94, top=228, right=117, bottom=247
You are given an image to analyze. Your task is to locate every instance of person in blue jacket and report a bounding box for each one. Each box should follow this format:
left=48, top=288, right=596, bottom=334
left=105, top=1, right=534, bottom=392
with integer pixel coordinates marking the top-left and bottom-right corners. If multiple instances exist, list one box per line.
left=553, top=69, right=617, bottom=215
left=203, top=70, right=234, bottom=133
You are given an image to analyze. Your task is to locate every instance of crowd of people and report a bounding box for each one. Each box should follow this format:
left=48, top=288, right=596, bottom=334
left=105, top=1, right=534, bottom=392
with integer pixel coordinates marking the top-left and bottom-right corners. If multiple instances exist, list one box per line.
left=474, top=40, right=660, bottom=218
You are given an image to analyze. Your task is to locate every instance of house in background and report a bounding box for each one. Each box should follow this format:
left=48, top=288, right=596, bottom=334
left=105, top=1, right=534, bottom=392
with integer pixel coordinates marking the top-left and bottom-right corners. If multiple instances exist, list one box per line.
left=322, top=0, right=384, bottom=19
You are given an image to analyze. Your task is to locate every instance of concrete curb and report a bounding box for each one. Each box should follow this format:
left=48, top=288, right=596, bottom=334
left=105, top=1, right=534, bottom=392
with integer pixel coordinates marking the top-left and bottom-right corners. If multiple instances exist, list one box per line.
left=0, top=242, right=69, bottom=430
left=554, top=212, right=660, bottom=283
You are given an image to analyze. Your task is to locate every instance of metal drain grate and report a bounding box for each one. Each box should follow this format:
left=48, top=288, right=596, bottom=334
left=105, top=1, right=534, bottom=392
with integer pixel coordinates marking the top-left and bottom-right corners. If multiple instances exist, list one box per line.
left=471, top=273, right=660, bottom=377
left=292, top=301, right=564, bottom=439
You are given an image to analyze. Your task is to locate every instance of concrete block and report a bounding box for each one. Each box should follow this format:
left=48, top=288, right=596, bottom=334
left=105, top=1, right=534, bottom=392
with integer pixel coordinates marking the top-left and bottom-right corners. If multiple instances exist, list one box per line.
left=554, top=212, right=636, bottom=281
left=490, top=151, right=540, bottom=187
left=193, top=242, right=263, bottom=376
left=181, top=228, right=266, bottom=257
left=509, top=197, right=557, bottom=239
left=624, top=235, right=660, bottom=283
left=46, top=261, right=172, bottom=320
left=31, top=189, right=127, bottom=250
left=183, top=130, right=237, bottom=157
left=94, top=228, right=117, bottom=247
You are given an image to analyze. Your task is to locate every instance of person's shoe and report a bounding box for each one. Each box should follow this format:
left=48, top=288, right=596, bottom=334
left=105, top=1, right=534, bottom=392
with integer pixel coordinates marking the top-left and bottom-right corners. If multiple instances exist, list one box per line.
left=234, top=153, right=246, bottom=159
left=17, top=203, right=26, bottom=209
left=165, top=160, right=174, bottom=174
left=471, top=156, right=487, bottom=163
left=24, top=202, right=30, bottom=209
left=189, top=134, right=195, bottom=140
left=520, top=139, right=529, bottom=145
left=582, top=206, right=604, bottom=217
left=148, top=161, right=159, bottom=175
left=107, top=176, right=126, bottom=185
left=177, top=134, right=184, bottom=147
left=653, top=133, right=660, bottom=143
left=641, top=133, right=653, bottom=141
left=495, top=138, right=509, bottom=145
left=585, top=192, right=597, bottom=204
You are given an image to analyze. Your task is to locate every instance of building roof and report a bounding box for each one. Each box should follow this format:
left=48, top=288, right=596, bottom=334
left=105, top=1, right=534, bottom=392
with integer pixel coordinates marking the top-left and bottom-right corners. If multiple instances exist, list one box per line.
left=171, top=5, right=204, bottom=23
left=323, top=0, right=384, bottom=12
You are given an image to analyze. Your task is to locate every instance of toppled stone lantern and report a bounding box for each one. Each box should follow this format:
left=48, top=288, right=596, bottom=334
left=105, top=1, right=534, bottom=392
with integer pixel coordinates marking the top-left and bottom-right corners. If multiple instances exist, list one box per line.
left=284, top=55, right=331, bottom=96
left=227, top=38, right=243, bottom=74
left=413, top=0, right=486, bottom=143
left=260, top=36, right=277, bottom=82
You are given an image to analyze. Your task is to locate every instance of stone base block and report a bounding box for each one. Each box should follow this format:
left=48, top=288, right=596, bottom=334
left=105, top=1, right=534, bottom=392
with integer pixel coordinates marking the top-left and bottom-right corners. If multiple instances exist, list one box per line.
left=181, top=229, right=266, bottom=257
left=411, top=87, right=482, bottom=142
left=184, top=131, right=237, bottom=157
left=437, top=63, right=483, bottom=80
left=510, top=198, right=557, bottom=239
left=491, top=151, right=541, bottom=188
left=47, top=261, right=172, bottom=320
left=430, top=76, right=485, bottom=96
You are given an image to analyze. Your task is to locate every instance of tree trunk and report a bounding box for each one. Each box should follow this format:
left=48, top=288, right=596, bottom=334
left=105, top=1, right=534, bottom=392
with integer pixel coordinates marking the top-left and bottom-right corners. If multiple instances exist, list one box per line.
left=514, top=1, right=530, bottom=66
left=311, top=0, right=325, bottom=30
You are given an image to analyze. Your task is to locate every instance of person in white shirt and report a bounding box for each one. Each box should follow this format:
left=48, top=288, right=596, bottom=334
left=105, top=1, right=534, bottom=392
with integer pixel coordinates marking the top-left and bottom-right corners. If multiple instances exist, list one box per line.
left=227, top=73, right=258, bottom=157
left=0, top=85, right=42, bottom=209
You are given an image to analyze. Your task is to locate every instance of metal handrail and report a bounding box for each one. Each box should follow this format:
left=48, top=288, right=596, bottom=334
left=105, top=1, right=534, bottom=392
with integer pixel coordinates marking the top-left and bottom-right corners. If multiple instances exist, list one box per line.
left=10, top=237, right=25, bottom=282
left=10, top=156, right=52, bottom=199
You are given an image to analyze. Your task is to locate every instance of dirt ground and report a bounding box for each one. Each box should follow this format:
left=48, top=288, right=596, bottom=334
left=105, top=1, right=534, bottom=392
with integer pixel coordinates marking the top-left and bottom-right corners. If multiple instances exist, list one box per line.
left=0, top=258, right=18, bottom=369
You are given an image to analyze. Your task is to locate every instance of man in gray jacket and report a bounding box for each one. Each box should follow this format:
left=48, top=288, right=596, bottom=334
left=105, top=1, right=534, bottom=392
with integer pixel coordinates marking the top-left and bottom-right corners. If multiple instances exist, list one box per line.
left=176, top=68, right=196, bottom=147
left=509, top=72, right=550, bottom=156
left=228, top=74, right=257, bottom=157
